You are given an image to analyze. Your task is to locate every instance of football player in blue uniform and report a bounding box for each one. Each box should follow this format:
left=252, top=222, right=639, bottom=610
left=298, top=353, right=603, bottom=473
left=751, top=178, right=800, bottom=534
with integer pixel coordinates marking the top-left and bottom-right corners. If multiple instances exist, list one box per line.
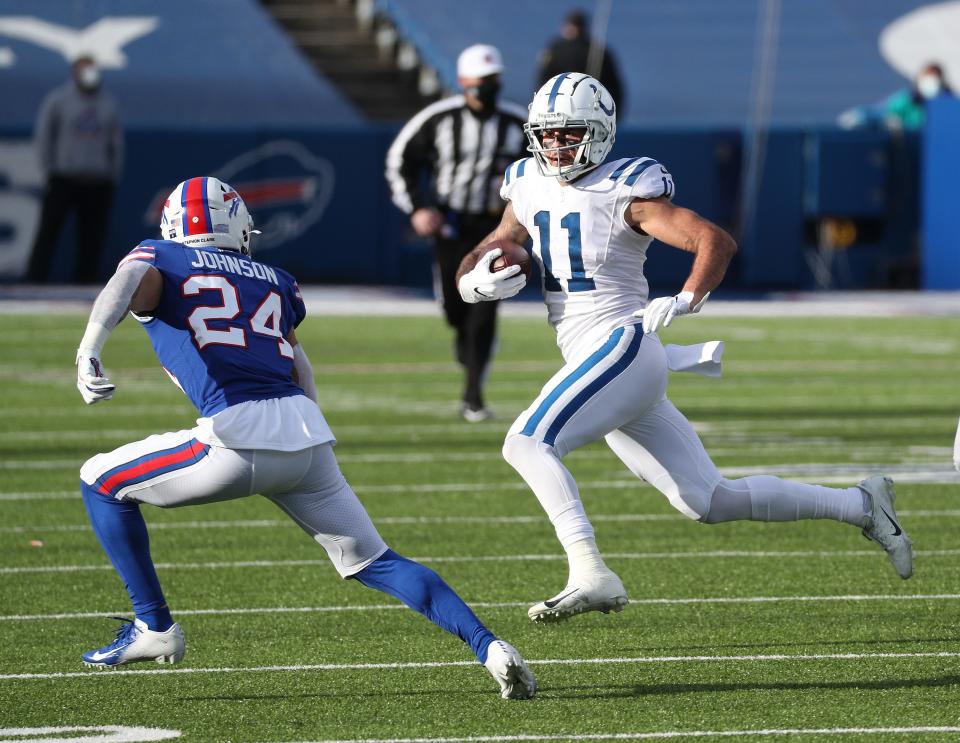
left=74, top=177, right=535, bottom=699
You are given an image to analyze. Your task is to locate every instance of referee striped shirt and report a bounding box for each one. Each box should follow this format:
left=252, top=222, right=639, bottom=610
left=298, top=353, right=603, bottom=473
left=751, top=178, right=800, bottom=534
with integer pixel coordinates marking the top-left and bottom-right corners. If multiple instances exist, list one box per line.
left=386, top=95, right=528, bottom=216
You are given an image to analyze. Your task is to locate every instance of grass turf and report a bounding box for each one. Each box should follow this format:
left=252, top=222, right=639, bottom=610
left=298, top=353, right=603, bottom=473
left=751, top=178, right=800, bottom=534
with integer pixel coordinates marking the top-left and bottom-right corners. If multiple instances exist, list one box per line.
left=0, top=312, right=958, bottom=742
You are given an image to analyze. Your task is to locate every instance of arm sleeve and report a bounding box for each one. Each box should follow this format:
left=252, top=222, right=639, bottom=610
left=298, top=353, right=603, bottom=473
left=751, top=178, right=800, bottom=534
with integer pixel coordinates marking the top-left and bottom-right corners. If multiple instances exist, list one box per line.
left=78, top=260, right=152, bottom=354
left=292, top=343, right=317, bottom=403
left=385, top=108, right=438, bottom=213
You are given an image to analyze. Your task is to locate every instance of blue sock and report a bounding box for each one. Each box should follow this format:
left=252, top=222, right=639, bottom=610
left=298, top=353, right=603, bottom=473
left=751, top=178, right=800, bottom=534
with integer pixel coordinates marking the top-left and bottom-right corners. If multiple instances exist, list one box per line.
left=354, top=549, right=496, bottom=663
left=80, top=480, right=173, bottom=632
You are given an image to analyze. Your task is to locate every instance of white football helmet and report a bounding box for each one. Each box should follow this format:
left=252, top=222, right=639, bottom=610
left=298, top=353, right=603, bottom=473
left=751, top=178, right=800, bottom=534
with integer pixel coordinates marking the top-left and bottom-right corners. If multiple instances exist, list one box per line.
left=525, top=72, right=617, bottom=182
left=160, top=176, right=256, bottom=255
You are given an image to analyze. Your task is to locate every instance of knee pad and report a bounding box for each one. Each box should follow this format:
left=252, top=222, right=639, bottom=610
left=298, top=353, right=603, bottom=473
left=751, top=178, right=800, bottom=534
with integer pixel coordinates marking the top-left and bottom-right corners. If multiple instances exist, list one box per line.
left=502, top=433, right=543, bottom=469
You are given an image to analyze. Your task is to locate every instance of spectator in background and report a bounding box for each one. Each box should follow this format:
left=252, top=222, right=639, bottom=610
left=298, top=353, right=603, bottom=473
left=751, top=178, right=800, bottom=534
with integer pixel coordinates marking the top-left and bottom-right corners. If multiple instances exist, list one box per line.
left=385, top=44, right=527, bottom=422
left=536, top=9, right=624, bottom=116
left=26, top=54, right=123, bottom=284
left=838, top=62, right=954, bottom=131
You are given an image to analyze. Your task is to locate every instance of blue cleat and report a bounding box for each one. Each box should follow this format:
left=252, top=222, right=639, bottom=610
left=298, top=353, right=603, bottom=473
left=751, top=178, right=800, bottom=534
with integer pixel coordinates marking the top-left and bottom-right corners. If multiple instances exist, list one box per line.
left=83, top=617, right=185, bottom=668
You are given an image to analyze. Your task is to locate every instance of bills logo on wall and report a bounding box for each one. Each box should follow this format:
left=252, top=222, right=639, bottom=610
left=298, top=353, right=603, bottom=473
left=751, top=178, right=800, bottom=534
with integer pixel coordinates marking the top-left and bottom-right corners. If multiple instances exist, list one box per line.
left=145, top=140, right=335, bottom=251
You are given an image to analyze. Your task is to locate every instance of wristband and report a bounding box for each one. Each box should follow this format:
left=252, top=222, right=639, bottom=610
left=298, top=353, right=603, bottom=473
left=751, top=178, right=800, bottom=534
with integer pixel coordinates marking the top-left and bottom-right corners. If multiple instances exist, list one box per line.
left=77, top=321, right=111, bottom=357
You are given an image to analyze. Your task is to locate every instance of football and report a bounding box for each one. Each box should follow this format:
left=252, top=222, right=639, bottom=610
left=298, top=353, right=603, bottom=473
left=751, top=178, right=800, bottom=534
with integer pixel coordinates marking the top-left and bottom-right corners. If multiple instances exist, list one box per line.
left=483, top=239, right=531, bottom=278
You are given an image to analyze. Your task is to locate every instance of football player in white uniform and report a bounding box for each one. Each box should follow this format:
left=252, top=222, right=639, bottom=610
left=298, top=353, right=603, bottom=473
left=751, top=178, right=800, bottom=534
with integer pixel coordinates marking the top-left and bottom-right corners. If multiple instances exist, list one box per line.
left=457, top=73, right=914, bottom=624
left=954, top=417, right=960, bottom=472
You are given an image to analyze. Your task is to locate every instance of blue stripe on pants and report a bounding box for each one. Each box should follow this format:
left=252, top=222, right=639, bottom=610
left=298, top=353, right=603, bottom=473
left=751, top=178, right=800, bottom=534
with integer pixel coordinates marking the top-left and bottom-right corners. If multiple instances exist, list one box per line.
left=521, top=326, right=643, bottom=446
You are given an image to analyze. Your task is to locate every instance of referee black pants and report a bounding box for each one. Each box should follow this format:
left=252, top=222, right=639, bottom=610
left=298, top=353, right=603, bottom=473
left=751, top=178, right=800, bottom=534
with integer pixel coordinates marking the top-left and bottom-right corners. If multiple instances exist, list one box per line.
left=432, top=213, right=501, bottom=411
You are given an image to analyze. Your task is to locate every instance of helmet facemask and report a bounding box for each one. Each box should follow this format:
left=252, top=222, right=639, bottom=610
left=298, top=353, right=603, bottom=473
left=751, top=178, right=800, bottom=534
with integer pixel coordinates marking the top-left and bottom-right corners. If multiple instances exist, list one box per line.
left=525, top=116, right=608, bottom=182
left=524, top=73, right=616, bottom=182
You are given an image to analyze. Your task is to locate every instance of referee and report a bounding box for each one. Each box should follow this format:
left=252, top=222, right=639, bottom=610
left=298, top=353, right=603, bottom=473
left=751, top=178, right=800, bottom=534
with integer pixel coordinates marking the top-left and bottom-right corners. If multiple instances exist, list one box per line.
left=386, top=44, right=527, bottom=422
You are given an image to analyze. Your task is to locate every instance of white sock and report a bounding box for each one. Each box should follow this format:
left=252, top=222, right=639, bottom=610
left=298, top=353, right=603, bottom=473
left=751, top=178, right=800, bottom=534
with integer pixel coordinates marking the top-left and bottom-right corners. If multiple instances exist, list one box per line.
left=705, top=476, right=870, bottom=527
left=502, top=434, right=596, bottom=548
left=566, top=538, right=611, bottom=584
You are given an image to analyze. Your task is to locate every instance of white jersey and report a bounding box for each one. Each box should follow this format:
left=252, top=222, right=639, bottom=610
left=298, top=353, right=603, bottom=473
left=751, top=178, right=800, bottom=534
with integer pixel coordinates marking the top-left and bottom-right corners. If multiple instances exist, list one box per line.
left=501, top=156, right=674, bottom=360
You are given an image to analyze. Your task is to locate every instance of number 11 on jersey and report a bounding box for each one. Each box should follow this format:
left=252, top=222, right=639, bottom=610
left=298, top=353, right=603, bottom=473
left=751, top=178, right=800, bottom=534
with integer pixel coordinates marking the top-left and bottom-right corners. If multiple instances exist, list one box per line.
left=533, top=210, right=596, bottom=292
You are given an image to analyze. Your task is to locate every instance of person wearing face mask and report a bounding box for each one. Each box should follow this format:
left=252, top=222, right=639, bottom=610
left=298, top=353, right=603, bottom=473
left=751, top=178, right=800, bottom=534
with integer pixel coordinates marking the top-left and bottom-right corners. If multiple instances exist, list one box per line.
left=838, top=62, right=954, bottom=131
left=536, top=10, right=624, bottom=117
left=386, top=44, right=527, bottom=422
left=26, top=53, right=124, bottom=284
left=883, top=63, right=954, bottom=131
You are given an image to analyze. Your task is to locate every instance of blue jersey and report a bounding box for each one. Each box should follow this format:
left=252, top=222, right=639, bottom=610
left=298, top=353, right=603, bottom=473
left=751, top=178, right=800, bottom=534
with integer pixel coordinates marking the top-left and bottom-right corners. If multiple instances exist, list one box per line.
left=121, top=240, right=306, bottom=417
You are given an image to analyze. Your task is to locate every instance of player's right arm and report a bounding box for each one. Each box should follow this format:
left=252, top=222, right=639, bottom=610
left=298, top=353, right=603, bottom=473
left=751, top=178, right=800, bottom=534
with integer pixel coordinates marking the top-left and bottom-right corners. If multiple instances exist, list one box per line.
left=455, top=203, right=530, bottom=304
left=76, top=257, right=162, bottom=405
left=456, top=202, right=530, bottom=282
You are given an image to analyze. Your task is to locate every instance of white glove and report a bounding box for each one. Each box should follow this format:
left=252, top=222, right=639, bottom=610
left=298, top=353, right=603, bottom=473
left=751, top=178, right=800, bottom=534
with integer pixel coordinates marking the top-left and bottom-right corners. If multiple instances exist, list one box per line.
left=458, top=248, right=526, bottom=304
left=634, top=291, right=710, bottom=334
left=76, top=349, right=116, bottom=405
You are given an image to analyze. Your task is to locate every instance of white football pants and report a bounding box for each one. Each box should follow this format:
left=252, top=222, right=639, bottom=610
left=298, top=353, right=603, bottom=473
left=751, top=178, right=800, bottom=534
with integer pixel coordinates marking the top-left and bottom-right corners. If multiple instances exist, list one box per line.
left=502, top=323, right=867, bottom=551
left=81, top=431, right=388, bottom=577
left=953, top=416, right=960, bottom=472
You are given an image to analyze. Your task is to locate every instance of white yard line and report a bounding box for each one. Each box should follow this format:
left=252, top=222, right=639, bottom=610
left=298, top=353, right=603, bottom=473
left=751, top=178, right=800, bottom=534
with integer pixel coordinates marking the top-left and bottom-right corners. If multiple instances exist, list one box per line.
left=0, top=514, right=683, bottom=534
left=2, top=651, right=958, bottom=681
left=272, top=726, right=960, bottom=743
left=4, top=508, right=960, bottom=534
left=3, top=593, right=960, bottom=623
left=3, top=550, right=959, bottom=575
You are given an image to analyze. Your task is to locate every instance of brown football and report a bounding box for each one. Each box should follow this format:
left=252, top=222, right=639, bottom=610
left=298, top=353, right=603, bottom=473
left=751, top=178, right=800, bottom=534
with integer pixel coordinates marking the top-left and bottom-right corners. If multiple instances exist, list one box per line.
left=483, top=240, right=531, bottom=278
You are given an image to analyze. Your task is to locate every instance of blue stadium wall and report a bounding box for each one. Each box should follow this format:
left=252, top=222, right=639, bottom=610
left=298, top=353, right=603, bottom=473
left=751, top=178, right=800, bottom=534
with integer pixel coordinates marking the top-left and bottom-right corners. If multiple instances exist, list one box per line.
left=0, top=0, right=928, bottom=291
left=0, top=125, right=921, bottom=291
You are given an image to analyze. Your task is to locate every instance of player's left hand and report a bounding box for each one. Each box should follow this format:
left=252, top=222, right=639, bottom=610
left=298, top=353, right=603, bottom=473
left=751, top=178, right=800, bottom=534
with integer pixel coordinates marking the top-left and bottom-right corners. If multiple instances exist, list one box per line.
left=634, top=291, right=710, bottom=334
left=76, top=350, right=116, bottom=405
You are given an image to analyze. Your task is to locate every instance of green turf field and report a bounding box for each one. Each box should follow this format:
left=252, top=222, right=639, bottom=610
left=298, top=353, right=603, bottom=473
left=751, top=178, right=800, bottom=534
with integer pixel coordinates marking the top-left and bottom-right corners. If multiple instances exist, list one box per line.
left=1, top=312, right=959, bottom=742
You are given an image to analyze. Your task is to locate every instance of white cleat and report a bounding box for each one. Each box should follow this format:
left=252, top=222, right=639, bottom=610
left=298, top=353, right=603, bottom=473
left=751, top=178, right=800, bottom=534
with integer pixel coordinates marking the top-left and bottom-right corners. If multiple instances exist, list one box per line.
left=83, top=618, right=186, bottom=668
left=858, top=475, right=913, bottom=579
left=483, top=640, right=536, bottom=700
left=528, top=571, right=628, bottom=623
left=461, top=404, right=494, bottom=423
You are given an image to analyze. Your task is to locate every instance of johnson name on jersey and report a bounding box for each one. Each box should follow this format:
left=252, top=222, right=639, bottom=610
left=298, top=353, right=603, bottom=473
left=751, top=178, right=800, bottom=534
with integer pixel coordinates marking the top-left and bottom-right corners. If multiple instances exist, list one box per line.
left=120, top=239, right=306, bottom=417
left=501, top=156, right=675, bottom=360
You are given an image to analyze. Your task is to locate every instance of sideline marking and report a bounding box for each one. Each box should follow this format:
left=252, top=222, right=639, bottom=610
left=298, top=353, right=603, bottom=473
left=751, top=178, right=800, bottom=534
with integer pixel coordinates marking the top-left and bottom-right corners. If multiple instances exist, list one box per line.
left=2, top=651, right=959, bottom=681
left=3, top=593, right=960, bottom=622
